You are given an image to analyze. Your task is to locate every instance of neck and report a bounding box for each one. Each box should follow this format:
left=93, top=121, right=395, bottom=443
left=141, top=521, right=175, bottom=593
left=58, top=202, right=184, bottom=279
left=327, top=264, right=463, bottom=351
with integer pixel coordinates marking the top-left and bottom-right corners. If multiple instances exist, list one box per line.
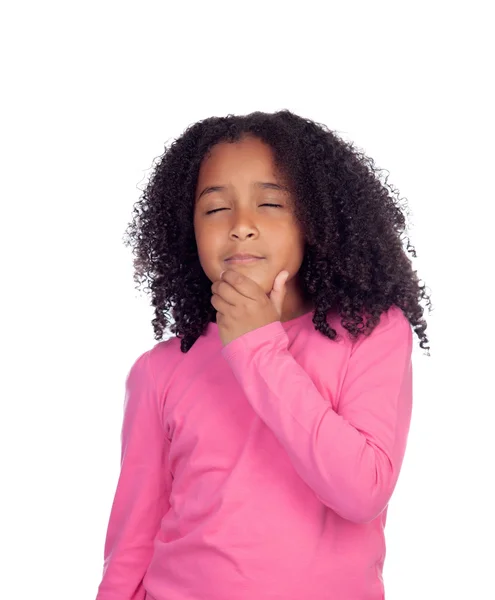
left=280, top=296, right=314, bottom=323
left=279, top=274, right=313, bottom=322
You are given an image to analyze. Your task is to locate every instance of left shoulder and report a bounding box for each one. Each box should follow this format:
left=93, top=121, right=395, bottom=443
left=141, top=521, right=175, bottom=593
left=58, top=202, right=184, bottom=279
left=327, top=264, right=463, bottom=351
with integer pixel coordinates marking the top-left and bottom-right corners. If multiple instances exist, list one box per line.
left=373, top=305, right=411, bottom=333
left=351, top=305, right=412, bottom=355
left=325, top=305, right=412, bottom=351
left=371, top=305, right=410, bottom=330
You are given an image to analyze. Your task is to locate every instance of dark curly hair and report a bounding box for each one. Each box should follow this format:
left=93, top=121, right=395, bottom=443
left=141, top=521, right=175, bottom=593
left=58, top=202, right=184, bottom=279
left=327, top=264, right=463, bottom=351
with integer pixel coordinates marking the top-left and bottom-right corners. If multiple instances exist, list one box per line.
left=123, top=109, right=433, bottom=355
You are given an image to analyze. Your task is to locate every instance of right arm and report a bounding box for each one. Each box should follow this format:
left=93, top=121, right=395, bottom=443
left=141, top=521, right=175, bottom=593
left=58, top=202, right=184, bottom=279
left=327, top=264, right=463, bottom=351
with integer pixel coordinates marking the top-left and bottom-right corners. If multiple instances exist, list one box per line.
left=96, top=349, right=172, bottom=600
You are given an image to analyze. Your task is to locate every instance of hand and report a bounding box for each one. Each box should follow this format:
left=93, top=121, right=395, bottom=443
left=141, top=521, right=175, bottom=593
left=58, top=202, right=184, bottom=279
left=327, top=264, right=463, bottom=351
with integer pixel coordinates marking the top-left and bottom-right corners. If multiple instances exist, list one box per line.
left=211, top=269, right=290, bottom=346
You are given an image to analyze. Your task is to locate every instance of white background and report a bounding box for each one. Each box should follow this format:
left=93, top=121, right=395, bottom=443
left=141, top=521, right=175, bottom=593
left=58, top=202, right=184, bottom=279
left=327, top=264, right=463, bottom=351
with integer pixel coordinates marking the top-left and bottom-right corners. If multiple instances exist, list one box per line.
left=1, top=1, right=493, bottom=598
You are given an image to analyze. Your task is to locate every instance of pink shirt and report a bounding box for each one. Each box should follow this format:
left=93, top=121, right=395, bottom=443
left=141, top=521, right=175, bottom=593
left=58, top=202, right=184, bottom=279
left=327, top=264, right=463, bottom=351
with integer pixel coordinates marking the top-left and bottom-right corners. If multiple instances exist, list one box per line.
left=96, top=305, right=413, bottom=600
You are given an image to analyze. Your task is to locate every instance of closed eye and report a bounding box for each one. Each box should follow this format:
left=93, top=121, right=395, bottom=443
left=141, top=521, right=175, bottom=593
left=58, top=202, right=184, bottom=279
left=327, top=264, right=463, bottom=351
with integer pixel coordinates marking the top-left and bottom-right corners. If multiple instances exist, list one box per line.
left=206, top=203, right=282, bottom=215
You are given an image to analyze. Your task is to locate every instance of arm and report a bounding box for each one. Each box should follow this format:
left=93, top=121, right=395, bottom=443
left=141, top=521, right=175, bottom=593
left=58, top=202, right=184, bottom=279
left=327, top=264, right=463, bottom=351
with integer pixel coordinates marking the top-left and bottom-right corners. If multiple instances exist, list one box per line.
left=221, top=306, right=413, bottom=524
left=96, top=350, right=171, bottom=600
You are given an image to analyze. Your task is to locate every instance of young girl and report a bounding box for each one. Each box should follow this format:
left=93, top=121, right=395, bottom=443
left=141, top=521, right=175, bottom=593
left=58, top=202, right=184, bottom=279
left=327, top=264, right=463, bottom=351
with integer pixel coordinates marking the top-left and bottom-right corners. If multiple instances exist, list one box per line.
left=96, top=109, right=432, bottom=600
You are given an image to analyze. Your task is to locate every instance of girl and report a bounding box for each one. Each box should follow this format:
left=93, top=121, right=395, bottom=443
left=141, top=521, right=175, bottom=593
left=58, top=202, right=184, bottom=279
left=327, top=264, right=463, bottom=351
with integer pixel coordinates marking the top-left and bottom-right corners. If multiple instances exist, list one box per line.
left=96, top=109, right=432, bottom=600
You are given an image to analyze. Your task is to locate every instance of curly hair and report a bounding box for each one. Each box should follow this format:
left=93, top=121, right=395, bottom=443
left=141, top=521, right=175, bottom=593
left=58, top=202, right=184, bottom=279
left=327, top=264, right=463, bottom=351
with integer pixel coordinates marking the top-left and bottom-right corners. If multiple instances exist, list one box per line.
left=123, top=109, right=433, bottom=355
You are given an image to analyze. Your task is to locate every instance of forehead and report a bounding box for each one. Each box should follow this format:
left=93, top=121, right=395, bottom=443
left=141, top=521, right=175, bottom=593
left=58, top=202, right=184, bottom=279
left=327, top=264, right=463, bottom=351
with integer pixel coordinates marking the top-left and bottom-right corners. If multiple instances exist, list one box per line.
left=197, top=137, right=279, bottom=182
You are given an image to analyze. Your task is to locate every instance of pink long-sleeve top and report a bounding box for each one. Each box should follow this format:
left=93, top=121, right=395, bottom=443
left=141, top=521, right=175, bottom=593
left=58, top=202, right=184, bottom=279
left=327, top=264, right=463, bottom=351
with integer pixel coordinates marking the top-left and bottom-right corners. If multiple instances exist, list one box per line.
left=96, top=305, right=413, bottom=600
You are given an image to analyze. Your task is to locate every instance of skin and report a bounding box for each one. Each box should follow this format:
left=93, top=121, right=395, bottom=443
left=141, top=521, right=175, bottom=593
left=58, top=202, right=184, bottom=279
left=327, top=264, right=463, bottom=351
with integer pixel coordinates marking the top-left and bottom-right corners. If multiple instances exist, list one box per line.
left=193, top=135, right=313, bottom=339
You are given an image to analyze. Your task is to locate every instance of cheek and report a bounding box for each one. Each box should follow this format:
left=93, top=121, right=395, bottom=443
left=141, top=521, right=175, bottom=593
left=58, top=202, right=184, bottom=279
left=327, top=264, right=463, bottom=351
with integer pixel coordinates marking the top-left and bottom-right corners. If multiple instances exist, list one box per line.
left=194, top=224, right=214, bottom=257
left=273, top=226, right=305, bottom=262
left=194, top=230, right=224, bottom=282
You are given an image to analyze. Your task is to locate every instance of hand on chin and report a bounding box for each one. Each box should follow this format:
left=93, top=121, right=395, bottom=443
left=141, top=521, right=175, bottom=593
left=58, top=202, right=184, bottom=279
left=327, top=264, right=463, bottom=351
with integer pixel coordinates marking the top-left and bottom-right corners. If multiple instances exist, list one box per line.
left=222, top=264, right=272, bottom=295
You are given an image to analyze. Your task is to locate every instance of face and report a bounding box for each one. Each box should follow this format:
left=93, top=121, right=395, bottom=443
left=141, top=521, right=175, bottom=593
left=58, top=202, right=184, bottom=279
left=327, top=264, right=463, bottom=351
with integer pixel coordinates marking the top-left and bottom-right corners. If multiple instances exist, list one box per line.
left=193, top=136, right=310, bottom=319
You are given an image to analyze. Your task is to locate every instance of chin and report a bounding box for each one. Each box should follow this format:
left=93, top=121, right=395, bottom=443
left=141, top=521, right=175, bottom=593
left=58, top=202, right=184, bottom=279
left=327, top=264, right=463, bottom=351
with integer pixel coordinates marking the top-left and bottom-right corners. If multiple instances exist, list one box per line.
left=250, top=273, right=272, bottom=294
left=222, top=265, right=272, bottom=293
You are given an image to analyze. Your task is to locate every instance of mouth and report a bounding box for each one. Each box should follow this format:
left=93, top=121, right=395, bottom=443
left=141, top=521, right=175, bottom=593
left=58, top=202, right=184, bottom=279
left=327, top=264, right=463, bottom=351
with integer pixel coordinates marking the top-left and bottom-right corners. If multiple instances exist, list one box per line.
left=224, top=256, right=265, bottom=264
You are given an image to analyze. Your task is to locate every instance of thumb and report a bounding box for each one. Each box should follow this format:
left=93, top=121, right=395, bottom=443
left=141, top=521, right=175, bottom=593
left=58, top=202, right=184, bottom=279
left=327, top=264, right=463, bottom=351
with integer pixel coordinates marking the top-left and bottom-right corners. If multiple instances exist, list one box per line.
left=268, top=270, right=289, bottom=316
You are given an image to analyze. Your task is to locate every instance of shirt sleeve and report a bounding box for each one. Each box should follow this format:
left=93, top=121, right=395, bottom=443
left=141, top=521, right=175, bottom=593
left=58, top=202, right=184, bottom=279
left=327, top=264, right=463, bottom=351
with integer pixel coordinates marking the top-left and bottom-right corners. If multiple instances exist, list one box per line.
left=96, top=349, right=172, bottom=600
left=221, top=306, right=413, bottom=524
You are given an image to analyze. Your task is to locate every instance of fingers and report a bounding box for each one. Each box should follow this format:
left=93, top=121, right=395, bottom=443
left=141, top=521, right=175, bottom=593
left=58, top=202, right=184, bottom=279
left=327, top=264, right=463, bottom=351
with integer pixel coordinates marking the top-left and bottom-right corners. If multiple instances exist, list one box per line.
left=211, top=280, right=238, bottom=305
left=210, top=291, right=232, bottom=314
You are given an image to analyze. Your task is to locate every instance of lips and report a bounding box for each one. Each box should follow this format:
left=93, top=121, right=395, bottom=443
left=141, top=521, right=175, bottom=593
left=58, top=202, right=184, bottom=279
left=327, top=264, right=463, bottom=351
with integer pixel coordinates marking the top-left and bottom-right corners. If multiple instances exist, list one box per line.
left=225, top=253, right=264, bottom=261
left=225, top=253, right=265, bottom=264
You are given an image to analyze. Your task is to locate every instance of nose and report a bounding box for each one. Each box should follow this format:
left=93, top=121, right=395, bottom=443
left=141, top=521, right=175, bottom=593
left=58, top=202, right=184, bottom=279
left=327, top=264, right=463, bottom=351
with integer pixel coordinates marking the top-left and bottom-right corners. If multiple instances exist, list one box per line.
left=228, top=208, right=259, bottom=241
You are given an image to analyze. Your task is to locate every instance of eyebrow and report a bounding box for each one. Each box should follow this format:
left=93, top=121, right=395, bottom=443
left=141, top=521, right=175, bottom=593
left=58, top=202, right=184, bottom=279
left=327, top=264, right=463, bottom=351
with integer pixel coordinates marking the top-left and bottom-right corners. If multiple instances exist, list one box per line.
left=196, top=181, right=289, bottom=202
